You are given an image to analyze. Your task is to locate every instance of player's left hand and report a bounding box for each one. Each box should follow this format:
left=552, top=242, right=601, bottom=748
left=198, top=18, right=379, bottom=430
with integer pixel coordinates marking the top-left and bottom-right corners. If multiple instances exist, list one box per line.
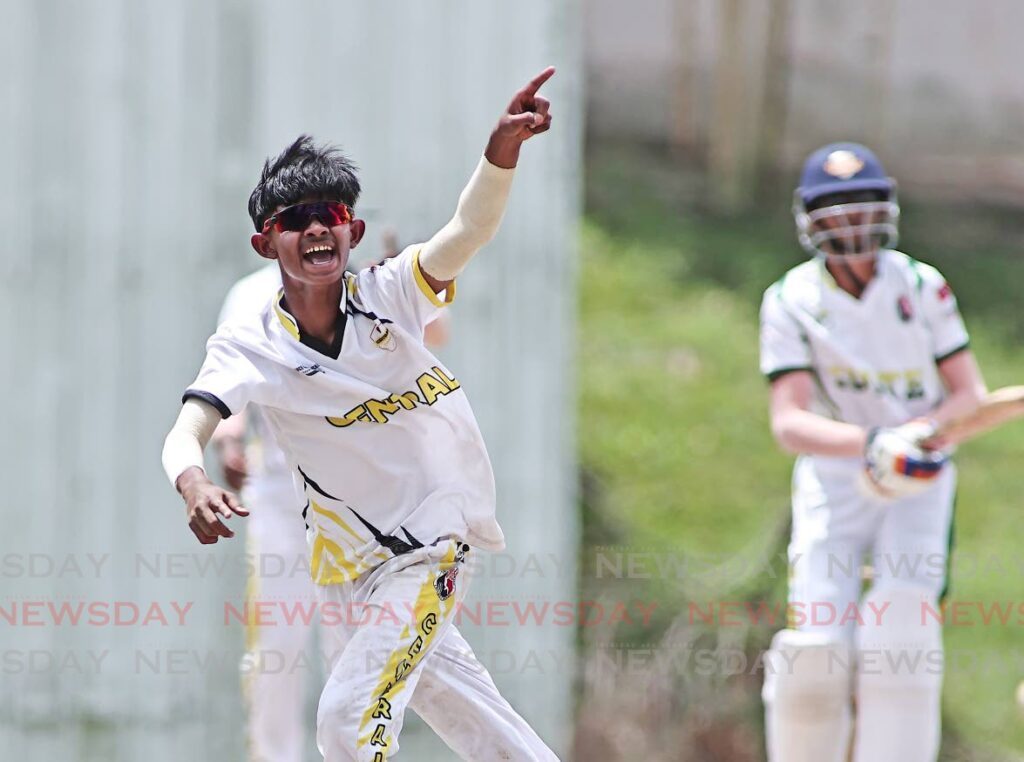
left=894, top=417, right=939, bottom=447
left=897, top=416, right=957, bottom=454
left=485, top=66, right=555, bottom=168
left=176, top=467, right=249, bottom=545
left=862, top=423, right=948, bottom=500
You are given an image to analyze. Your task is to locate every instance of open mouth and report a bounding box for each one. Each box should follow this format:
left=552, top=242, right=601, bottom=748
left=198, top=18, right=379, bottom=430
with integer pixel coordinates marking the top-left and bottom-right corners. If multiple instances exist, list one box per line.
left=303, top=243, right=336, bottom=267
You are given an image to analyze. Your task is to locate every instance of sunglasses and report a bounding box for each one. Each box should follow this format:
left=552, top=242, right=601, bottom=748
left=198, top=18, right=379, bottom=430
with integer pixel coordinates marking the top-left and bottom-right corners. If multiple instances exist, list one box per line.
left=261, top=201, right=353, bottom=234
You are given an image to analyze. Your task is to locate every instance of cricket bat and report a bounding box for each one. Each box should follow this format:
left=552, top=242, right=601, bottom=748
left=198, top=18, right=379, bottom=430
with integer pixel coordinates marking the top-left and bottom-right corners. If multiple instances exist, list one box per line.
left=928, top=385, right=1024, bottom=447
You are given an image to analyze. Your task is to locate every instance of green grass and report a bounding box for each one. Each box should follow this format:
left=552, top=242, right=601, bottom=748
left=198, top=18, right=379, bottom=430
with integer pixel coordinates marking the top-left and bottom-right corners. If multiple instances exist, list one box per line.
left=579, top=142, right=1024, bottom=758
left=578, top=221, right=790, bottom=558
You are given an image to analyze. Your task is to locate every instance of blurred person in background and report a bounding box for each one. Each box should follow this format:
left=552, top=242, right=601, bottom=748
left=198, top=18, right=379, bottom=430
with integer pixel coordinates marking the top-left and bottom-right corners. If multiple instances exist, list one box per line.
left=758, top=143, right=986, bottom=762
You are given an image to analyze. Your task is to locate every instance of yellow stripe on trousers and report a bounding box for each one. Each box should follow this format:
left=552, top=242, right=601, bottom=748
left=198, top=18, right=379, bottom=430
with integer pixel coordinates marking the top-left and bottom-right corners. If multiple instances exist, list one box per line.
left=355, top=544, right=458, bottom=758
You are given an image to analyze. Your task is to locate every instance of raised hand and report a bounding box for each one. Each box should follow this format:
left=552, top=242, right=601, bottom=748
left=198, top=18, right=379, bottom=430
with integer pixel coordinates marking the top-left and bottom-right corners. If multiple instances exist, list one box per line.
left=486, top=66, right=555, bottom=168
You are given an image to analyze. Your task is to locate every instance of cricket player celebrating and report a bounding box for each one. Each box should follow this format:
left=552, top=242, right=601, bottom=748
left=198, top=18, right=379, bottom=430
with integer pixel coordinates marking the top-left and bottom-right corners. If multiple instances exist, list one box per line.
left=759, top=143, right=987, bottom=762
left=162, top=68, right=559, bottom=761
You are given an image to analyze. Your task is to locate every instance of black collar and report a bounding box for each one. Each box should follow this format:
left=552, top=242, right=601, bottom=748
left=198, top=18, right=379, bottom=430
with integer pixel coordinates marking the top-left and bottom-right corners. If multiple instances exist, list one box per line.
left=276, top=291, right=348, bottom=360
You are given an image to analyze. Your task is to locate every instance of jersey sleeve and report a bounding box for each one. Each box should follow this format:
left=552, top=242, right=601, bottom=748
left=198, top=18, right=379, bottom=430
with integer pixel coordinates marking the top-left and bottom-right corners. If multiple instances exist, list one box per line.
left=355, top=246, right=455, bottom=337
left=759, top=283, right=813, bottom=381
left=915, top=262, right=970, bottom=362
left=182, top=331, right=267, bottom=418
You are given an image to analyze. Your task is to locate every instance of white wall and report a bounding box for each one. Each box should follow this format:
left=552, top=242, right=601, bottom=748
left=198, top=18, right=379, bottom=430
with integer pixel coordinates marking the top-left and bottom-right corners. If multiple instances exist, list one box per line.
left=0, top=1, right=582, bottom=759
left=585, top=0, right=1024, bottom=202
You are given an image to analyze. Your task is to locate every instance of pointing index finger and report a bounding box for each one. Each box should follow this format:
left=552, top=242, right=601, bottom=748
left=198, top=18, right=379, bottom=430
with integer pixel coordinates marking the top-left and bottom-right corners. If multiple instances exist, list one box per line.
left=522, top=66, right=556, bottom=97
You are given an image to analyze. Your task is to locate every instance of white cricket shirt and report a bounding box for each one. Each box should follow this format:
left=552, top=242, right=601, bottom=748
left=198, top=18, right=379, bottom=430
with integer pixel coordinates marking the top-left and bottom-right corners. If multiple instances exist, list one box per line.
left=760, top=250, right=969, bottom=427
left=186, top=248, right=503, bottom=584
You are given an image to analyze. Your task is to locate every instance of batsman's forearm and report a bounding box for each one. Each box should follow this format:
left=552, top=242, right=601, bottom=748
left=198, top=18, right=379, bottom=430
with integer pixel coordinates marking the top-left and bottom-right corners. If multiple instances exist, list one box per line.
left=929, top=387, right=987, bottom=428
left=931, top=350, right=987, bottom=427
left=771, top=409, right=868, bottom=457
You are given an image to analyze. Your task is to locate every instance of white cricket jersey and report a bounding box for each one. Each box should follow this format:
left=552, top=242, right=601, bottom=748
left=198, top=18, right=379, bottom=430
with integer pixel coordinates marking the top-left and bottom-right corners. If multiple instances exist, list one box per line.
left=759, top=250, right=969, bottom=428
left=186, top=247, right=503, bottom=584
left=217, top=265, right=291, bottom=491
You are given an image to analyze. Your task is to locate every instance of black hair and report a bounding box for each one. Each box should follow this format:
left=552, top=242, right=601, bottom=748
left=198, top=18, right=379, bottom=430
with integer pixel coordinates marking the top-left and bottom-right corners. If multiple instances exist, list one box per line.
left=248, top=135, right=361, bottom=231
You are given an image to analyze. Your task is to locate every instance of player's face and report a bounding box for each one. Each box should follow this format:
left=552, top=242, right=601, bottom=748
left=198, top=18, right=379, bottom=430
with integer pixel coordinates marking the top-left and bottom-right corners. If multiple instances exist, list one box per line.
left=806, top=191, right=890, bottom=258
left=250, top=197, right=366, bottom=285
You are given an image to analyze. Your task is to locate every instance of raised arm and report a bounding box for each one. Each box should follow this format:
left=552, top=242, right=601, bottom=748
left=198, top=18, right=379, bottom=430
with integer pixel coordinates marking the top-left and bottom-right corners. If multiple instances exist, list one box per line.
left=418, top=66, right=555, bottom=293
left=162, top=398, right=248, bottom=544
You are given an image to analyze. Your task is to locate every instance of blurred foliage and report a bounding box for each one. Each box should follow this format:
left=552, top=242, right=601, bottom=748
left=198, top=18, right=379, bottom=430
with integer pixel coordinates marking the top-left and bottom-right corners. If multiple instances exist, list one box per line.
left=576, top=141, right=1024, bottom=761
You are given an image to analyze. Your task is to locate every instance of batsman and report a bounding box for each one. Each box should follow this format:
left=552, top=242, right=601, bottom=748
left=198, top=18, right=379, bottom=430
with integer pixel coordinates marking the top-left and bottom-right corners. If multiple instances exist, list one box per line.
left=759, top=143, right=988, bottom=761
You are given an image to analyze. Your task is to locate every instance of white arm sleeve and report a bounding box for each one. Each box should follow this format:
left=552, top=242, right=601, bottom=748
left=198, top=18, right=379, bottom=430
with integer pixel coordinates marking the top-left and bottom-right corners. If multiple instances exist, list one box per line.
left=418, top=155, right=515, bottom=281
left=161, top=398, right=222, bottom=488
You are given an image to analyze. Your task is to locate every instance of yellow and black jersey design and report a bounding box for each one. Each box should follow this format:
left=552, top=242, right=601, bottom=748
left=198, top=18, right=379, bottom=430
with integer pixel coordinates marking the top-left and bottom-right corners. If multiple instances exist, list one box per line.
left=326, top=367, right=461, bottom=428
left=185, top=246, right=505, bottom=583
left=297, top=464, right=433, bottom=585
left=826, top=365, right=926, bottom=401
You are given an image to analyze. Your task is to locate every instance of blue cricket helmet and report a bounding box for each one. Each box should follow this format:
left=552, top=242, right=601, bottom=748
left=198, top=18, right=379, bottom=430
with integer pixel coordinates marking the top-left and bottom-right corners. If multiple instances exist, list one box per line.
left=797, top=142, right=894, bottom=207
left=793, top=142, right=900, bottom=258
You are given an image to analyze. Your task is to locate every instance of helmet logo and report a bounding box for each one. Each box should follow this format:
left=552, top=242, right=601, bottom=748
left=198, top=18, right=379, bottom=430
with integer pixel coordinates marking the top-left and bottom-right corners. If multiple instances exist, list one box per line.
left=823, top=150, right=865, bottom=180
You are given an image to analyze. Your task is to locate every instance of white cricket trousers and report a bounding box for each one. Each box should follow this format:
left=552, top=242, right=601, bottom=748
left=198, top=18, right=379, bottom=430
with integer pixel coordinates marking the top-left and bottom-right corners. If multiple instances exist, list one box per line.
left=787, top=455, right=956, bottom=641
left=315, top=539, right=558, bottom=761
left=783, top=454, right=955, bottom=762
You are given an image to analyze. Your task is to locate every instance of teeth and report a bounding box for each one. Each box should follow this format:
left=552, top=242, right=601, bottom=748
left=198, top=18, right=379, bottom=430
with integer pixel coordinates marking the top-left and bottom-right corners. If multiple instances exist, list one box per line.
left=306, top=244, right=333, bottom=254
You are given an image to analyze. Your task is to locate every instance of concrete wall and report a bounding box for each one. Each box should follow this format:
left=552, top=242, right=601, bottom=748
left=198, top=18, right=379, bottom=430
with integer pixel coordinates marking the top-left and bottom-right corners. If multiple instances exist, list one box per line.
left=0, top=1, right=582, bottom=759
left=586, top=0, right=1024, bottom=202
